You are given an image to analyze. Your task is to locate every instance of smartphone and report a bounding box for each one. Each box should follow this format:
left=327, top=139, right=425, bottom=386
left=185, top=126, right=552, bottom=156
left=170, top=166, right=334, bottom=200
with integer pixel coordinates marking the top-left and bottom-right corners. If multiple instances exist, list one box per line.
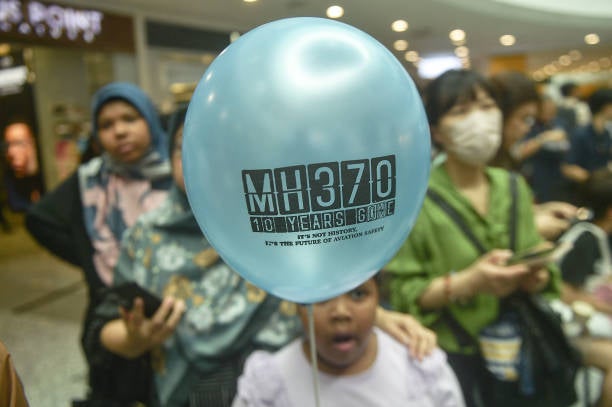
left=507, top=244, right=559, bottom=266
left=108, top=282, right=163, bottom=318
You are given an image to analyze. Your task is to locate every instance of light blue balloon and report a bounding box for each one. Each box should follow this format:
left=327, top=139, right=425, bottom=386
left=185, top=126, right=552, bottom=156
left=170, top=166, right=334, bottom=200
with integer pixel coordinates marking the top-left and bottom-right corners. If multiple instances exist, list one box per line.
left=183, top=17, right=430, bottom=303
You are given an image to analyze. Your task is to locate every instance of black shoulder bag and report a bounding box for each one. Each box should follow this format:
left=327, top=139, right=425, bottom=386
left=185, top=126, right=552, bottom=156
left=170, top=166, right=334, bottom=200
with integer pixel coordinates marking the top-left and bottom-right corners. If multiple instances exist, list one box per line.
left=427, top=172, right=581, bottom=407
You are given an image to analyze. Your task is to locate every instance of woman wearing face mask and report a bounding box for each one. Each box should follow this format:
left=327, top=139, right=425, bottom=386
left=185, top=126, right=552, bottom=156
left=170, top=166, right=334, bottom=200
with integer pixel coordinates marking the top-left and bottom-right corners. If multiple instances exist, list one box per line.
left=384, top=70, right=563, bottom=407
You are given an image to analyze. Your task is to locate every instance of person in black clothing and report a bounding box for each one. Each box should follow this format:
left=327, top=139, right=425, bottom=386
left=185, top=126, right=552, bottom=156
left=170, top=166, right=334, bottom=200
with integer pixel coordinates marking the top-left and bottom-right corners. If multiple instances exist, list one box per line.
left=25, top=82, right=172, bottom=406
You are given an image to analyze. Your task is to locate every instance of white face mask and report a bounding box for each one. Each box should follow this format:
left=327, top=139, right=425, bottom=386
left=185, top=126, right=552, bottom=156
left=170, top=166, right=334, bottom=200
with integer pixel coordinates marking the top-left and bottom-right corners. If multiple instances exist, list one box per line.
left=443, top=109, right=503, bottom=166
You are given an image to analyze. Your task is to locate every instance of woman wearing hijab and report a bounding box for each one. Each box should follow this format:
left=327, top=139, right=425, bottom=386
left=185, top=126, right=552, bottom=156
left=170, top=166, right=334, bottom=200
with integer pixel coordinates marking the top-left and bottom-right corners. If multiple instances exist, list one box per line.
left=25, top=82, right=172, bottom=404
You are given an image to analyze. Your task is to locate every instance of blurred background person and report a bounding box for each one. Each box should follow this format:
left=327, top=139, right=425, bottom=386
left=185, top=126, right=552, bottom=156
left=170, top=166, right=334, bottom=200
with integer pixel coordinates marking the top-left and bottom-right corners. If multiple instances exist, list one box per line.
left=489, top=71, right=578, bottom=241
left=516, top=95, right=572, bottom=203
left=2, top=120, right=44, bottom=212
left=557, top=82, right=592, bottom=133
left=562, top=87, right=612, bottom=196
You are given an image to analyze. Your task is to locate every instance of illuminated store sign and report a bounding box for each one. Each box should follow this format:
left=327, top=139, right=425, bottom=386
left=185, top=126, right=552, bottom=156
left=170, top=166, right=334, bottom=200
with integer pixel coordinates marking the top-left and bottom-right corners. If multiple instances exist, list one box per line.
left=1, top=1, right=102, bottom=42
left=0, top=0, right=134, bottom=52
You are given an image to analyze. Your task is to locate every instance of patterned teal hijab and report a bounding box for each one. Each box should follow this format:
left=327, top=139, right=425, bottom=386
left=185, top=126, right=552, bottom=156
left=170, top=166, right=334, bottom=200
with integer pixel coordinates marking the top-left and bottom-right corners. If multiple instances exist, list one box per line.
left=114, top=186, right=301, bottom=405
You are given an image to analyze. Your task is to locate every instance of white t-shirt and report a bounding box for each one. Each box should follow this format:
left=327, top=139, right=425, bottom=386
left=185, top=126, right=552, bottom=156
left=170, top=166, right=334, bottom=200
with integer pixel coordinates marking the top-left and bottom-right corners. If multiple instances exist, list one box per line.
left=233, top=328, right=465, bottom=407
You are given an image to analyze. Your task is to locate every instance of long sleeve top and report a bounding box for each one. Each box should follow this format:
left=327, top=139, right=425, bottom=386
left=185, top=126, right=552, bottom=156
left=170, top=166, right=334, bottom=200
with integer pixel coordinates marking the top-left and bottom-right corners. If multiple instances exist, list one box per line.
left=385, top=165, right=561, bottom=354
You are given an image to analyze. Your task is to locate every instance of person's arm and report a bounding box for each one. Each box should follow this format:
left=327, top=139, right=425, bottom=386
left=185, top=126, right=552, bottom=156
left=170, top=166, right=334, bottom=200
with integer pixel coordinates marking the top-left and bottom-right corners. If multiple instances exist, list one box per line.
left=99, top=221, right=185, bottom=358
left=561, top=164, right=590, bottom=183
left=417, top=250, right=531, bottom=309
left=533, top=201, right=577, bottom=241
left=100, top=296, right=185, bottom=359
left=25, top=172, right=82, bottom=265
left=514, top=129, right=567, bottom=161
left=385, top=214, right=526, bottom=316
left=374, top=308, right=437, bottom=360
left=561, top=283, right=612, bottom=315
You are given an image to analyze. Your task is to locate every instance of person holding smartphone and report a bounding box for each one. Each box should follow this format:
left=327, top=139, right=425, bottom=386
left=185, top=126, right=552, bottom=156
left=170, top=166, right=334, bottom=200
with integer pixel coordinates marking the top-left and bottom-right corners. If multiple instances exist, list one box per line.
left=384, top=69, right=612, bottom=407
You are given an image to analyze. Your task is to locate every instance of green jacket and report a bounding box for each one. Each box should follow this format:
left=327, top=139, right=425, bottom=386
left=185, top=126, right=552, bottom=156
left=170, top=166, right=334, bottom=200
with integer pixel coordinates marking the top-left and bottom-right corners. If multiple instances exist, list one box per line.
left=385, top=164, right=561, bottom=353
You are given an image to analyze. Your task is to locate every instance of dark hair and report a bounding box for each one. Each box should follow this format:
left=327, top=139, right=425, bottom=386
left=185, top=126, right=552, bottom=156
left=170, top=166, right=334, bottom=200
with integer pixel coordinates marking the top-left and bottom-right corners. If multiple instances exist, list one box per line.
left=582, top=171, right=612, bottom=220
left=489, top=71, right=540, bottom=121
left=560, top=82, right=577, bottom=98
left=587, top=88, right=612, bottom=116
left=166, top=105, right=188, bottom=156
left=423, top=69, right=495, bottom=126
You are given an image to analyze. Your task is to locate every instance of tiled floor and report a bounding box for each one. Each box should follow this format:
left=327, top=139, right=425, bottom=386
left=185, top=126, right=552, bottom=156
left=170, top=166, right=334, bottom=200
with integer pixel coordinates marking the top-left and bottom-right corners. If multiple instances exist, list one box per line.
left=0, top=215, right=88, bottom=407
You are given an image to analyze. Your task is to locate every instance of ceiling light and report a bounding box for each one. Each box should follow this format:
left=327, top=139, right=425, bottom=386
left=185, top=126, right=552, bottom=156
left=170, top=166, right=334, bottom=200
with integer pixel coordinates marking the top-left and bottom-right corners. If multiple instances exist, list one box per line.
left=499, top=34, right=516, bottom=46
left=558, top=55, right=572, bottom=66
left=588, top=61, right=600, bottom=72
left=418, top=55, right=461, bottom=79
left=229, top=31, right=241, bottom=43
left=532, top=71, right=544, bottom=81
left=391, top=20, right=409, bottom=32
left=600, top=57, right=611, bottom=68
left=326, top=5, right=344, bottom=19
left=454, top=46, right=469, bottom=58
left=404, top=50, right=419, bottom=63
left=393, top=40, right=409, bottom=51
left=449, top=29, right=466, bottom=43
left=584, top=33, right=600, bottom=45
left=568, top=50, right=582, bottom=60
left=243, top=0, right=257, bottom=2
left=543, top=64, right=557, bottom=75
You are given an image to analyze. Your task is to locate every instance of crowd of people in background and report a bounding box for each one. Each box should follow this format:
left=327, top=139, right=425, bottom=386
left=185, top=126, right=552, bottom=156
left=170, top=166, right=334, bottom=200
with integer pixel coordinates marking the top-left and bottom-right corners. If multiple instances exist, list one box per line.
left=1, top=66, right=611, bottom=407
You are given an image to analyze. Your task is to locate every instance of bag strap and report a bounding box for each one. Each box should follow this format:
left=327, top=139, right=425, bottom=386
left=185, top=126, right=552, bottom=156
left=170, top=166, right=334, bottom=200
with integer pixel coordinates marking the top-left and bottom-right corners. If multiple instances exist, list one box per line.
left=509, top=172, right=518, bottom=253
left=428, top=171, right=519, bottom=350
left=426, top=171, right=520, bottom=255
left=426, top=189, right=487, bottom=255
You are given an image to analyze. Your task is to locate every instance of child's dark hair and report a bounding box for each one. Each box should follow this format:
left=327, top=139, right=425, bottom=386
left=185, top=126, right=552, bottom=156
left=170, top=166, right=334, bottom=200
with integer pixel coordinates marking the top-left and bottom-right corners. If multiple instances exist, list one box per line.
left=423, top=69, right=495, bottom=127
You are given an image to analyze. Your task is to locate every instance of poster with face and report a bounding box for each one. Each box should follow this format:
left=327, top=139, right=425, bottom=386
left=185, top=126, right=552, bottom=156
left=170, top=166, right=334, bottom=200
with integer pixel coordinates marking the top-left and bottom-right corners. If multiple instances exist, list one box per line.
left=2, top=120, right=44, bottom=211
left=4, top=122, right=39, bottom=178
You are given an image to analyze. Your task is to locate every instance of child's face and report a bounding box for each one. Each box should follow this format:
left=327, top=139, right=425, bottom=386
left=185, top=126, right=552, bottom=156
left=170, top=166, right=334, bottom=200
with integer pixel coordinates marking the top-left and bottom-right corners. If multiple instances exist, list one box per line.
left=97, top=100, right=151, bottom=164
left=300, top=278, right=378, bottom=375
